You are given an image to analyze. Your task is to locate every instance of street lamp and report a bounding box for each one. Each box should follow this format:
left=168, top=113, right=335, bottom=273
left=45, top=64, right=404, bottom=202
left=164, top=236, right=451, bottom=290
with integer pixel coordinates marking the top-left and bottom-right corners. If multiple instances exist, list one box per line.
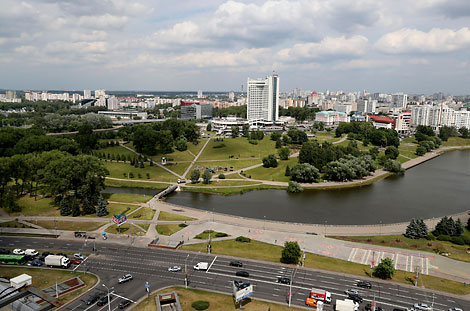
left=263, top=215, right=266, bottom=230
left=102, top=283, right=113, bottom=311
left=184, top=254, right=190, bottom=288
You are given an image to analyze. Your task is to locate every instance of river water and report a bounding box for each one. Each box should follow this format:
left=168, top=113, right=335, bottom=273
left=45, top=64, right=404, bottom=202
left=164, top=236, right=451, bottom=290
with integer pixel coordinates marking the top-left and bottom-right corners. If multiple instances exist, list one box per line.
left=165, top=150, right=470, bottom=225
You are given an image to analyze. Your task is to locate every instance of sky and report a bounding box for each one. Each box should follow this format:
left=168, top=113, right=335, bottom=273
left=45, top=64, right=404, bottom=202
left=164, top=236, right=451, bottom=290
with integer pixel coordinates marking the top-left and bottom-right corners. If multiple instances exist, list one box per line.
left=0, top=0, right=470, bottom=94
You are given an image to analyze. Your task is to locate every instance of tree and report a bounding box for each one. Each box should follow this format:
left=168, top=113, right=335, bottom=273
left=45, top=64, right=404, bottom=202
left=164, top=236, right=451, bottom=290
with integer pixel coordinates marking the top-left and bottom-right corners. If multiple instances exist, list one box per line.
left=459, top=127, right=469, bottom=138
left=59, top=197, right=72, bottom=216
left=271, top=132, right=281, bottom=141
left=433, top=216, right=462, bottom=237
left=287, top=181, right=303, bottom=193
left=467, top=217, right=470, bottom=230
left=384, top=160, right=404, bottom=173
left=175, top=136, right=188, bottom=151
left=206, top=123, right=212, bottom=132
left=75, top=122, right=98, bottom=152
left=190, top=169, right=200, bottom=183
left=287, top=129, right=308, bottom=144
left=281, top=241, right=301, bottom=264
left=242, top=124, right=250, bottom=137
left=96, top=195, right=109, bottom=216
left=275, top=139, right=282, bottom=149
left=439, top=126, right=458, bottom=141
left=202, top=170, right=212, bottom=184
left=415, top=146, right=426, bottom=156
left=385, top=146, right=399, bottom=159
left=290, top=163, right=319, bottom=183
left=404, top=218, right=428, bottom=239
left=285, top=165, right=291, bottom=176
left=231, top=126, right=239, bottom=138
left=262, top=154, right=278, bottom=168
left=373, top=257, right=395, bottom=279
left=369, top=147, right=379, bottom=160
left=278, top=147, right=290, bottom=160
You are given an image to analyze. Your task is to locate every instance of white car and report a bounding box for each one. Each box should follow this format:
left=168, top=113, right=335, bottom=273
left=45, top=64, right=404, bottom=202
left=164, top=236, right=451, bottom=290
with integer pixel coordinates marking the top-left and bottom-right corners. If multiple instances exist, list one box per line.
left=13, top=249, right=25, bottom=255
left=344, top=289, right=359, bottom=295
left=118, top=274, right=133, bottom=284
left=448, top=308, right=463, bottom=311
left=414, top=303, right=432, bottom=311
left=168, top=266, right=182, bottom=272
left=73, top=253, right=84, bottom=260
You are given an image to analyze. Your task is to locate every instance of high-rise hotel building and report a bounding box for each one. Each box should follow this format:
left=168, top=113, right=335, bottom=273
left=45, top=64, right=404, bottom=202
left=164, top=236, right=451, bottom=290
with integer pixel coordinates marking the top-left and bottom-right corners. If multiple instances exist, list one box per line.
left=247, top=74, right=279, bottom=122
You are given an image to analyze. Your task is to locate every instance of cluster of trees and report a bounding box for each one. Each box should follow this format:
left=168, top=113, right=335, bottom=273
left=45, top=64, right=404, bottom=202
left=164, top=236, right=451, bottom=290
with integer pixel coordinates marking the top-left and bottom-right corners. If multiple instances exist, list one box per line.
left=190, top=169, right=212, bottom=184
left=404, top=218, right=428, bottom=239
left=262, top=154, right=278, bottom=168
left=433, top=216, right=464, bottom=238
left=270, top=129, right=308, bottom=148
left=323, top=155, right=375, bottom=181
left=38, top=113, right=112, bottom=133
left=213, top=105, right=247, bottom=118
left=439, top=125, right=470, bottom=141
left=290, top=163, right=320, bottom=183
left=279, top=107, right=318, bottom=121
left=130, top=119, right=199, bottom=155
left=336, top=122, right=400, bottom=147
left=414, top=126, right=442, bottom=156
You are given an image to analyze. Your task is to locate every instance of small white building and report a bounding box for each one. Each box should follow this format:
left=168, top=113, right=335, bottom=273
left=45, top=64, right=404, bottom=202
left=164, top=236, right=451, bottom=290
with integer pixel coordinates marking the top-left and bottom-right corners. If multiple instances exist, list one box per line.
left=10, top=274, right=32, bottom=289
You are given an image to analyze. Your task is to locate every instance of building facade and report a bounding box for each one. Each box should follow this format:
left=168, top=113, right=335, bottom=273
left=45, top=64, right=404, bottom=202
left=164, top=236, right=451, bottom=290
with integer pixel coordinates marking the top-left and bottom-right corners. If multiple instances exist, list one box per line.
left=181, top=100, right=201, bottom=120
left=315, top=111, right=349, bottom=126
left=247, top=74, right=279, bottom=122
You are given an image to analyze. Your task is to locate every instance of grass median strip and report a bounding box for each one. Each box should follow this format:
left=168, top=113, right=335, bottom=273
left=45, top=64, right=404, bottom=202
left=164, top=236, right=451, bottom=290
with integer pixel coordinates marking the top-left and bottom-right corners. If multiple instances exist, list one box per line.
left=181, top=238, right=470, bottom=295
left=103, top=192, right=151, bottom=203
left=156, top=224, right=186, bottom=236
left=157, top=211, right=196, bottom=221
left=31, top=220, right=106, bottom=232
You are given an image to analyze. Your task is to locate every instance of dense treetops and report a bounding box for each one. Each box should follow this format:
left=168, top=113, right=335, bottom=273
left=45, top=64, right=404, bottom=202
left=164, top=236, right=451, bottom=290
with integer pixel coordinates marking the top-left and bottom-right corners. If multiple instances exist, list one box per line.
left=335, top=121, right=400, bottom=147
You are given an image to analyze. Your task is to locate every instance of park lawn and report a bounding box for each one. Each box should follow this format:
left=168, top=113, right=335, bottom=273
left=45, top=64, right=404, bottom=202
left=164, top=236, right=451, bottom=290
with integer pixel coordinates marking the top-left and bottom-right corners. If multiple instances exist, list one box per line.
left=183, top=239, right=470, bottom=295
left=103, top=193, right=150, bottom=203
left=332, top=231, right=470, bottom=263
left=128, top=207, right=155, bottom=220
left=194, top=159, right=261, bottom=172
left=166, top=162, right=191, bottom=176
left=194, top=230, right=228, bottom=239
left=222, top=172, right=246, bottom=179
left=137, top=223, right=149, bottom=231
left=184, top=180, right=260, bottom=187
left=104, top=178, right=170, bottom=190
left=0, top=220, right=34, bottom=228
left=156, top=224, right=186, bottom=236
left=95, top=145, right=135, bottom=159
left=187, top=138, right=208, bottom=155
left=397, top=155, right=410, bottom=163
left=181, top=184, right=286, bottom=195
left=442, top=137, right=470, bottom=146
left=100, top=203, right=138, bottom=217
left=148, top=149, right=194, bottom=163
left=0, top=267, right=98, bottom=305
left=104, top=161, right=177, bottom=182
left=244, top=157, right=298, bottom=182
left=134, top=287, right=305, bottom=311
left=12, top=196, right=59, bottom=217
left=158, top=211, right=196, bottom=221
left=199, top=137, right=277, bottom=160
left=31, top=220, right=106, bottom=232
left=107, top=223, right=146, bottom=235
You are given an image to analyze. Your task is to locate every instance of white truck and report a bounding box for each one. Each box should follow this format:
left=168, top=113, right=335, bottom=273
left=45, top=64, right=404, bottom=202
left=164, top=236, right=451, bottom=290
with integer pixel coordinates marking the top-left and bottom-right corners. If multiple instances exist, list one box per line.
left=335, top=299, right=358, bottom=311
left=45, top=255, right=70, bottom=268
left=25, top=249, right=38, bottom=256
left=193, top=262, right=209, bottom=271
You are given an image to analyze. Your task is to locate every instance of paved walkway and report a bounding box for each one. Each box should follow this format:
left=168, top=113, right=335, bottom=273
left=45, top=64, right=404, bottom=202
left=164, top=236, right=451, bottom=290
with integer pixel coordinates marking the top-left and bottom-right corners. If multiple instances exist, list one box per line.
left=182, top=138, right=211, bottom=178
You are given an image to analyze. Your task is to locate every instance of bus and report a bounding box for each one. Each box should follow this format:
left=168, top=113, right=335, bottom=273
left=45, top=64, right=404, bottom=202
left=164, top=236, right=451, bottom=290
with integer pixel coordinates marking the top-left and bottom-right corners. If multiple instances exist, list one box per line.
left=0, top=254, right=28, bottom=265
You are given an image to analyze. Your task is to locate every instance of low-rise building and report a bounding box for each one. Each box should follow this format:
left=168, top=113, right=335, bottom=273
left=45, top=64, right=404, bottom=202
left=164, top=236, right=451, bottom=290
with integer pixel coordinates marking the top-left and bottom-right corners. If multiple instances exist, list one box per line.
left=368, top=115, right=394, bottom=129
left=315, top=111, right=349, bottom=126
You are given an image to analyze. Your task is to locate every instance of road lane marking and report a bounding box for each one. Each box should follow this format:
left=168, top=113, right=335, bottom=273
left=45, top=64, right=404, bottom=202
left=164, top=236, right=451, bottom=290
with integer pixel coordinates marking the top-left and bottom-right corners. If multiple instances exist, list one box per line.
left=207, top=256, right=217, bottom=272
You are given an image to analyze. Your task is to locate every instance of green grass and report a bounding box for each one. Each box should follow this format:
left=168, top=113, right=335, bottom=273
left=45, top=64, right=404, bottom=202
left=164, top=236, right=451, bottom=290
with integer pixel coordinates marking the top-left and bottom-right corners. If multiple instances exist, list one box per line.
left=157, top=211, right=196, bottom=221
left=244, top=157, right=298, bottom=182
left=0, top=267, right=98, bottom=305
left=100, top=203, right=138, bottom=217
left=185, top=180, right=260, bottom=187
left=95, top=145, right=135, bottom=159
left=0, top=220, right=34, bottom=228
left=104, top=161, right=177, bottom=182
left=128, top=207, right=155, bottom=220
left=31, top=220, right=106, bottom=232
left=442, top=137, right=470, bottom=146
left=194, top=230, right=228, bottom=239
left=199, top=137, right=277, bottom=160
left=107, top=223, right=146, bottom=235
left=12, top=196, right=59, bottom=217
left=103, top=193, right=151, bottom=203
left=148, top=149, right=195, bottom=163
left=166, top=162, right=191, bottom=176
left=104, top=178, right=170, bottom=190
left=332, top=230, right=470, bottom=263
left=194, top=159, right=261, bottom=172
left=187, top=138, right=208, bottom=155
left=182, top=184, right=286, bottom=195
left=135, top=287, right=306, bottom=311
left=156, top=224, right=186, bottom=236
left=182, top=239, right=470, bottom=295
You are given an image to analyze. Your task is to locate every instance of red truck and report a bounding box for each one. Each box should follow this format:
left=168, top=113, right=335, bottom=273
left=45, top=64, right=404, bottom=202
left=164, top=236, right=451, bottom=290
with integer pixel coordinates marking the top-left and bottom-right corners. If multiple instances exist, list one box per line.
left=309, top=288, right=332, bottom=303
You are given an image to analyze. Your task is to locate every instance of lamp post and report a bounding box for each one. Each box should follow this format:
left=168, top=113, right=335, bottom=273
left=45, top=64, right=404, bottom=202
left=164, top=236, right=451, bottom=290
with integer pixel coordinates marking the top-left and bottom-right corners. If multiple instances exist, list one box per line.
left=263, top=215, right=266, bottom=230
left=184, top=254, right=190, bottom=288
left=102, top=283, right=113, bottom=311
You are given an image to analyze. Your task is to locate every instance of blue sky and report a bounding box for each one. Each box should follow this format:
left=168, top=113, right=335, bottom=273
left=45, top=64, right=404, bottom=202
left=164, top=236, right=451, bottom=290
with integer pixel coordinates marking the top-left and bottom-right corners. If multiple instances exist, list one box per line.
left=0, top=0, right=469, bottom=94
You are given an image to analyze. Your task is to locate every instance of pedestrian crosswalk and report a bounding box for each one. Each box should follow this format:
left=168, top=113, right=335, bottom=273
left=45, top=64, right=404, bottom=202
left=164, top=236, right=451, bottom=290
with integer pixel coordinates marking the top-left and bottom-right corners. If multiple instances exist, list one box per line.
left=347, top=247, right=430, bottom=274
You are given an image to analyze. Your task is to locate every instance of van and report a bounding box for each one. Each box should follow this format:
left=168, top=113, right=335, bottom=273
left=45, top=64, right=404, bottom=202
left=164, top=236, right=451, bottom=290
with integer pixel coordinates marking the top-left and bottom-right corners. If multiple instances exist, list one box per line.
left=193, top=262, right=209, bottom=270
left=25, top=249, right=38, bottom=256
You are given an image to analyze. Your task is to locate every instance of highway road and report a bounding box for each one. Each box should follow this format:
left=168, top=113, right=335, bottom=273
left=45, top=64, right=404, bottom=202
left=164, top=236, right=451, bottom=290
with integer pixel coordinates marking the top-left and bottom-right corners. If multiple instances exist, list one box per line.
left=1, top=236, right=469, bottom=311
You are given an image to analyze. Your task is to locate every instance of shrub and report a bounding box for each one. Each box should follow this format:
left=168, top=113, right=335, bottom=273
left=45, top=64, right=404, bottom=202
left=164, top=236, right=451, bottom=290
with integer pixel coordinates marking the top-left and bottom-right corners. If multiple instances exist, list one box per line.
left=436, top=234, right=451, bottom=241
left=213, top=144, right=226, bottom=149
left=451, top=236, right=465, bottom=245
left=192, top=301, right=210, bottom=310
left=179, top=223, right=188, bottom=228
left=235, top=236, right=251, bottom=243
left=215, top=232, right=228, bottom=237
left=218, top=174, right=226, bottom=179
left=248, top=140, right=258, bottom=145
left=462, top=235, right=470, bottom=245
left=287, top=181, right=303, bottom=193
left=262, top=154, right=278, bottom=168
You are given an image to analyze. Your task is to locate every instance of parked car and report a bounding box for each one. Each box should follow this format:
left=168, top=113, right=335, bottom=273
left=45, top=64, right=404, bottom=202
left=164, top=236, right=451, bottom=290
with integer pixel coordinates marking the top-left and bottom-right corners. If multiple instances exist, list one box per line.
left=356, top=280, right=372, bottom=288
left=448, top=308, right=463, bottom=311
left=86, top=294, right=100, bottom=305
left=277, top=277, right=291, bottom=284
left=25, top=249, right=38, bottom=256
left=42, top=252, right=54, bottom=257
left=97, top=295, right=112, bottom=306
left=365, top=304, right=383, bottom=311
left=118, top=274, right=133, bottom=284
left=73, top=253, right=84, bottom=260
left=70, top=258, right=82, bottom=265
left=177, top=179, right=186, bottom=184
left=30, top=260, right=44, bottom=266
left=344, top=289, right=359, bottom=296
left=56, top=252, right=68, bottom=257
left=119, top=299, right=132, bottom=309
left=168, top=266, right=181, bottom=272
left=13, top=249, right=25, bottom=255
left=414, top=303, right=432, bottom=311
left=235, top=271, right=249, bottom=277
left=0, top=248, right=10, bottom=254
left=230, top=260, right=243, bottom=267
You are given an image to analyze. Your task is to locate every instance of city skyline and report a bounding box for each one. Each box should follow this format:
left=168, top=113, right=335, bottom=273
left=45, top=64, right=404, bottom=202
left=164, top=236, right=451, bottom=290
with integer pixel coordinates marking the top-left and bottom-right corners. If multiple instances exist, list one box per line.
left=1, top=0, right=470, bottom=93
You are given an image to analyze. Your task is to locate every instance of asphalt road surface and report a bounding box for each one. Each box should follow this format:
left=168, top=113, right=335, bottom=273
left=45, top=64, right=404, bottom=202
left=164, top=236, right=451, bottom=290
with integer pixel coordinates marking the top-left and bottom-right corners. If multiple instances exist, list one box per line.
left=1, top=236, right=469, bottom=311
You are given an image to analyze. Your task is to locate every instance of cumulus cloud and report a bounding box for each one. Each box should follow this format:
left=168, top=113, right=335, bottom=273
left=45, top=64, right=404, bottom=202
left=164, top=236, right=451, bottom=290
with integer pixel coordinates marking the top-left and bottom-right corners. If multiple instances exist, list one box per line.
left=375, top=27, right=470, bottom=53
left=333, top=58, right=400, bottom=70
left=277, top=35, right=368, bottom=62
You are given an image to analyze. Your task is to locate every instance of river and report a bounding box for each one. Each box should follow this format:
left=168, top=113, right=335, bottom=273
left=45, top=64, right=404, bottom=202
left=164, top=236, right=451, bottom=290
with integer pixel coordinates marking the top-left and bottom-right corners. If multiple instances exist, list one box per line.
left=165, top=149, right=470, bottom=225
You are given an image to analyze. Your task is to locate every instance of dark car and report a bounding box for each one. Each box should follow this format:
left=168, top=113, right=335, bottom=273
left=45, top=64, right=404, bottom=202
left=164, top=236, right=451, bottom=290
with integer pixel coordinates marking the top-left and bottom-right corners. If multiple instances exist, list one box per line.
left=356, top=280, right=372, bottom=289
left=86, top=294, right=100, bottom=305
left=30, top=260, right=44, bottom=266
left=97, top=295, right=112, bottom=306
left=57, top=252, right=68, bottom=258
left=347, top=293, right=363, bottom=303
left=42, top=251, right=54, bottom=257
left=235, top=271, right=249, bottom=277
left=230, top=260, right=243, bottom=267
left=365, top=304, right=383, bottom=311
left=0, top=248, right=10, bottom=254
left=277, top=277, right=291, bottom=284
left=119, top=299, right=132, bottom=309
